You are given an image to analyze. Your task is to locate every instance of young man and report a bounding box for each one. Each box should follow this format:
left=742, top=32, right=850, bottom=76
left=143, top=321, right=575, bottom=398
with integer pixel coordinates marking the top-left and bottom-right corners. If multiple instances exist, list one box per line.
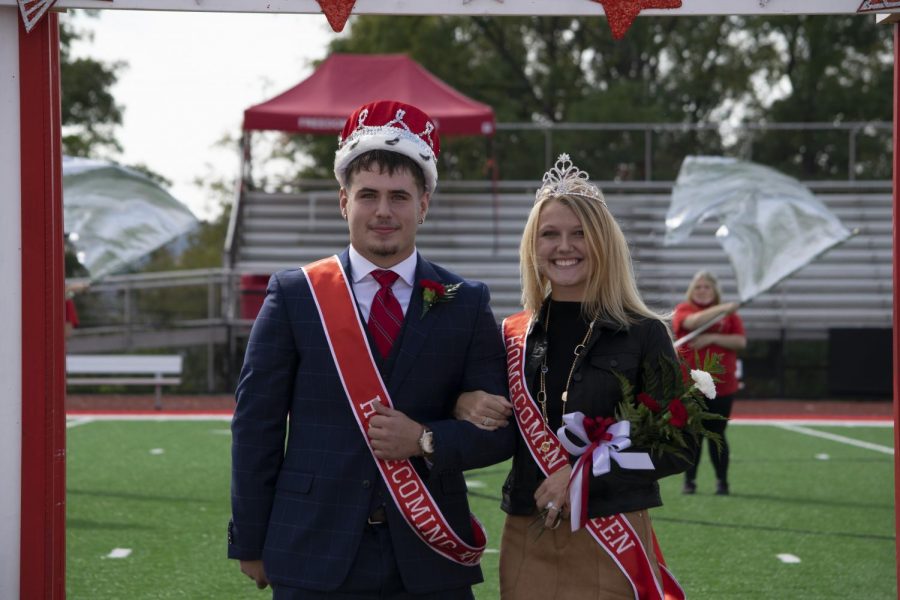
left=228, top=100, right=514, bottom=599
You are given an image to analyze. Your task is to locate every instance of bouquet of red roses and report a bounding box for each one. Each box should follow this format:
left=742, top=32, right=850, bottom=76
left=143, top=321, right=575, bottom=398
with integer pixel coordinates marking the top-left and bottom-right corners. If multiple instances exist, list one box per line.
left=559, top=352, right=725, bottom=530
left=614, top=352, right=725, bottom=459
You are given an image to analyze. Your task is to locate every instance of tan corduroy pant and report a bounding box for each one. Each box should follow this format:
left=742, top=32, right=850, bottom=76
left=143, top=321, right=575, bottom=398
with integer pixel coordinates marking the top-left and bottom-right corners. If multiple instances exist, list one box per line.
left=499, top=510, right=664, bottom=600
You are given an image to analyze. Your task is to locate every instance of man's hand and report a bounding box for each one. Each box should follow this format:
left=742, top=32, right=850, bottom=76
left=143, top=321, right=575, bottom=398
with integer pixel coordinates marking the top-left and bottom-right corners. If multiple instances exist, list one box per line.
left=368, top=401, right=425, bottom=460
left=534, top=465, right=572, bottom=529
left=453, top=390, right=513, bottom=430
left=239, top=559, right=269, bottom=589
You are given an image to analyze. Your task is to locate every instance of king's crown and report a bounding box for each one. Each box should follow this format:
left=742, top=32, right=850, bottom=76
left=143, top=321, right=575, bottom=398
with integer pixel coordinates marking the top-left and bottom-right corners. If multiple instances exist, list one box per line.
left=536, top=153, right=605, bottom=204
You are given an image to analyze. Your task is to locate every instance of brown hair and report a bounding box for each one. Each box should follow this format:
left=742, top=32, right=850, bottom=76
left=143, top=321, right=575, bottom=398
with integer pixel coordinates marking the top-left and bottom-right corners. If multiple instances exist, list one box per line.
left=343, top=149, right=427, bottom=194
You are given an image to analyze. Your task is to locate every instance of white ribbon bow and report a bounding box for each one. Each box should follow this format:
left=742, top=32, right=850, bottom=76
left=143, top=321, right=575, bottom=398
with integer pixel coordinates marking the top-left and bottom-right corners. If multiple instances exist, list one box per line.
left=556, top=411, right=655, bottom=531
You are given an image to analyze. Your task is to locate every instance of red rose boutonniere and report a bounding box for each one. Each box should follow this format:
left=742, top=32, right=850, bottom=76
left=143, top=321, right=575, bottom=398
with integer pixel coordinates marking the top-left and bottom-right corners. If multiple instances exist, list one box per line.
left=420, top=279, right=461, bottom=318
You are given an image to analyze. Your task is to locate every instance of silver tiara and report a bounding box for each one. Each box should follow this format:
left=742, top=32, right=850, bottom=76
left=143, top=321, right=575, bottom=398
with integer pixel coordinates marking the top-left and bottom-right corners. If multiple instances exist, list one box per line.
left=536, top=153, right=605, bottom=205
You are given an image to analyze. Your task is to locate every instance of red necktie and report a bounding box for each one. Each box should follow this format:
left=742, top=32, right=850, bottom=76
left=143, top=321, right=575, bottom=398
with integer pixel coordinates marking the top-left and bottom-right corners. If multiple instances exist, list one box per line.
left=368, top=269, right=403, bottom=358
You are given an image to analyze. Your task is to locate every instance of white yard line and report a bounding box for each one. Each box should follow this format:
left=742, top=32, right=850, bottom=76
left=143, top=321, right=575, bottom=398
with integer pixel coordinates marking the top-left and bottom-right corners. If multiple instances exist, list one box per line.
left=775, top=423, right=894, bottom=455
left=66, top=417, right=95, bottom=429
left=67, top=414, right=893, bottom=425
left=732, top=418, right=892, bottom=427
left=65, top=414, right=232, bottom=422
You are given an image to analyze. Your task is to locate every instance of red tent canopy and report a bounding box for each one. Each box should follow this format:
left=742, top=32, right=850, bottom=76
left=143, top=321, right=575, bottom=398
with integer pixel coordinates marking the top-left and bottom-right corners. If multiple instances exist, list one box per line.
left=242, top=54, right=495, bottom=137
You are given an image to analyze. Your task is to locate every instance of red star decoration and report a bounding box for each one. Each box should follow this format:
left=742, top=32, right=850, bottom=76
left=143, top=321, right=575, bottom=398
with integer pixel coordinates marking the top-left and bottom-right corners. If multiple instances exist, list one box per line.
left=316, top=0, right=356, bottom=32
left=592, top=0, right=683, bottom=40
left=18, top=0, right=58, bottom=32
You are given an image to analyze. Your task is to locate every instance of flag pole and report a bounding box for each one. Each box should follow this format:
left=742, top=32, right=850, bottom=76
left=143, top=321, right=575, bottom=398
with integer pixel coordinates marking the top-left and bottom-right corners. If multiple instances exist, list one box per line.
left=673, top=309, right=735, bottom=348
left=673, top=229, right=859, bottom=349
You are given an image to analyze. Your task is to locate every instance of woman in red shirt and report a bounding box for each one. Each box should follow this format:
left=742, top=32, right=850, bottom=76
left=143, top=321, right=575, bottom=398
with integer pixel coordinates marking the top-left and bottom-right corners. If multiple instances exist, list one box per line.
left=672, top=271, right=746, bottom=495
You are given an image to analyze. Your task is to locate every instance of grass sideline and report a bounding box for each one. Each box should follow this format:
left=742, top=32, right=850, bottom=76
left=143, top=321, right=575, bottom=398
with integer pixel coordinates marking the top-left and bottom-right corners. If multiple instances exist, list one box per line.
left=67, top=419, right=896, bottom=599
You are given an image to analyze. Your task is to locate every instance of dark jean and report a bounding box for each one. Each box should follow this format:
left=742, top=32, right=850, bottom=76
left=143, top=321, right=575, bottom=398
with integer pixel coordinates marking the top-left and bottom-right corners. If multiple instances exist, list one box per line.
left=685, top=394, right=734, bottom=483
left=271, top=524, right=474, bottom=600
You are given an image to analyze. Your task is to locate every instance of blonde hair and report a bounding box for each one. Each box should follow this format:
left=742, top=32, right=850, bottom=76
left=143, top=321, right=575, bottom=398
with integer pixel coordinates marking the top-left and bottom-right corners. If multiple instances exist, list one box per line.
left=520, top=182, right=665, bottom=329
left=685, top=270, right=722, bottom=305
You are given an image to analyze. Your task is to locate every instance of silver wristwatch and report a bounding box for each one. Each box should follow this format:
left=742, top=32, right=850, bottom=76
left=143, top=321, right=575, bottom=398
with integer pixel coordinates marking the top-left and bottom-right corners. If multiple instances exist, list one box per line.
left=418, top=427, right=434, bottom=458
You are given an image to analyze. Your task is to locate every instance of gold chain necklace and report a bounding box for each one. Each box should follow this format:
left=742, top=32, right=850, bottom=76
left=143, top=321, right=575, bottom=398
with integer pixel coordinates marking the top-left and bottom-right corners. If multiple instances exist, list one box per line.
left=537, top=301, right=596, bottom=433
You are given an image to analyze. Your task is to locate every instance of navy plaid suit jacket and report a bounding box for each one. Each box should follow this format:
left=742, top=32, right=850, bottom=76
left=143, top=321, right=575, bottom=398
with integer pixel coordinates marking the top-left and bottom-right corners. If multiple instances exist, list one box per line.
left=229, top=249, right=515, bottom=593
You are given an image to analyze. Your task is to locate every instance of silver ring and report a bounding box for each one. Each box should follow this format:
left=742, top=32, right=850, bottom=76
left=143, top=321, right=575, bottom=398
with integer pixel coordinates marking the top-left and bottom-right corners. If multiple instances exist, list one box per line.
left=482, top=417, right=492, bottom=426
left=545, top=501, right=557, bottom=511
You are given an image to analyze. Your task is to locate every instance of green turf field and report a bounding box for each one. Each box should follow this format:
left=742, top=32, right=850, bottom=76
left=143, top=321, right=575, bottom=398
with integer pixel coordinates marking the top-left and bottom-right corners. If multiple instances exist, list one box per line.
left=66, top=418, right=896, bottom=599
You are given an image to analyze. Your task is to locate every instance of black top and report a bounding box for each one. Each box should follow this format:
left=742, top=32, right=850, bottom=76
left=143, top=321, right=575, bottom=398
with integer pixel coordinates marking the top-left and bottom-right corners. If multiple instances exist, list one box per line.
left=541, top=300, right=593, bottom=430
left=501, top=301, right=692, bottom=518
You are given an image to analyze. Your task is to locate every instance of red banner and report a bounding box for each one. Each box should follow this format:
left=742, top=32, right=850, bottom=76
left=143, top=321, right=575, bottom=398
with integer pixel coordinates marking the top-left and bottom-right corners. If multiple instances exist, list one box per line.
left=303, top=255, right=486, bottom=566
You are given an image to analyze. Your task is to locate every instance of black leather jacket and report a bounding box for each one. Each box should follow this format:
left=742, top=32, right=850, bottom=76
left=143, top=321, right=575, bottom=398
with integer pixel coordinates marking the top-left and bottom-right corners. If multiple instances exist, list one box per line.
left=501, top=304, right=694, bottom=519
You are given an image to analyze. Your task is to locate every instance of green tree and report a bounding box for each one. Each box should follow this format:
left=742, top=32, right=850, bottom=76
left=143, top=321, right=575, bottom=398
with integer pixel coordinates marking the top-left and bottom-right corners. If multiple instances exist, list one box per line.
left=59, top=12, right=124, bottom=157
left=263, top=15, right=765, bottom=183
left=249, top=14, right=889, bottom=186
left=740, top=16, right=893, bottom=179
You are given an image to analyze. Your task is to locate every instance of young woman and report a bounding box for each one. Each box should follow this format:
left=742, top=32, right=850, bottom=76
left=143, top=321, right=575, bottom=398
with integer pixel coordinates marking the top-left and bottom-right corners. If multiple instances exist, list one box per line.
left=456, top=155, right=691, bottom=599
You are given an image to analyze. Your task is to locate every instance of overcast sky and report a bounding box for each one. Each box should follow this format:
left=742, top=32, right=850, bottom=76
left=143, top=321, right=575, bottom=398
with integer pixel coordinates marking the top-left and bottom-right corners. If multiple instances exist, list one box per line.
left=68, top=10, right=339, bottom=220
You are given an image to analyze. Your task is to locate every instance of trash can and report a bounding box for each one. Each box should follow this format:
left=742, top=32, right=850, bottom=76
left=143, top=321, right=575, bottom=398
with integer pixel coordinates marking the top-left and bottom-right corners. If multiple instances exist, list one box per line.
left=827, top=328, right=892, bottom=396
left=239, top=274, right=270, bottom=320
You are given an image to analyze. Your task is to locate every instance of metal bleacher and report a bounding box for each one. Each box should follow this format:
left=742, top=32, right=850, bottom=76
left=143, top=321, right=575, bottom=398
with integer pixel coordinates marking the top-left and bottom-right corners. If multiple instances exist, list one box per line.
left=230, top=180, right=893, bottom=341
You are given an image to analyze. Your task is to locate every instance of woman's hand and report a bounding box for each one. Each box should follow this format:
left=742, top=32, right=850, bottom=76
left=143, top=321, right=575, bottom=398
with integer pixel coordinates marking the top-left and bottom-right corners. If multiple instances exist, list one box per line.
left=534, top=465, right=572, bottom=529
left=692, top=333, right=715, bottom=349
left=453, top=390, right=513, bottom=430
left=690, top=332, right=746, bottom=351
left=683, top=301, right=740, bottom=331
left=721, top=301, right=740, bottom=314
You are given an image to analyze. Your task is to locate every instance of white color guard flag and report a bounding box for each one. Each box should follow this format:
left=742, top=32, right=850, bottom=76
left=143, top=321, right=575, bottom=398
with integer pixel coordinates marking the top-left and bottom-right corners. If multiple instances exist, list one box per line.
left=664, top=156, right=853, bottom=303
left=63, top=157, right=198, bottom=279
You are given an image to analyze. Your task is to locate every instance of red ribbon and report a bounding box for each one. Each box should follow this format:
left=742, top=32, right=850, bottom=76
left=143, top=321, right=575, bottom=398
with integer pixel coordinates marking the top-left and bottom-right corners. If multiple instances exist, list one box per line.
left=304, top=256, right=486, bottom=566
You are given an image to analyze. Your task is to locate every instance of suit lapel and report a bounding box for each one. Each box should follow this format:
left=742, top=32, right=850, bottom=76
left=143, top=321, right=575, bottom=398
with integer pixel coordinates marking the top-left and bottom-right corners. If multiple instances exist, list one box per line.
left=388, top=255, right=440, bottom=397
left=338, top=248, right=353, bottom=276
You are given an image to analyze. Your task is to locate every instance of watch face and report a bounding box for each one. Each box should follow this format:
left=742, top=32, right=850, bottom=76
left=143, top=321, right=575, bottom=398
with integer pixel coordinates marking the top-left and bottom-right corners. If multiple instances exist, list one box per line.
left=421, top=430, right=435, bottom=454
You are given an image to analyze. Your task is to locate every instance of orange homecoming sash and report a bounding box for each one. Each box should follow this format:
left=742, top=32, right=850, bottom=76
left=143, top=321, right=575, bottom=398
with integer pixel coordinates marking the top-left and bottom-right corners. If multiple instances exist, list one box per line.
left=303, top=256, right=487, bottom=566
left=502, top=311, right=685, bottom=600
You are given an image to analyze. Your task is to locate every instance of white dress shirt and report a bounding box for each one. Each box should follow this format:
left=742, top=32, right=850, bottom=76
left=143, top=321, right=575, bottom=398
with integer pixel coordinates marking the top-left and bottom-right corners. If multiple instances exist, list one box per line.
left=348, top=245, right=418, bottom=323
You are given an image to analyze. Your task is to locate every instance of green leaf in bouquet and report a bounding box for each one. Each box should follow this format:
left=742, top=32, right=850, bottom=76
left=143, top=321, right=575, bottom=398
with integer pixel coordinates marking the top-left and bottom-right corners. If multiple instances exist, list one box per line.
left=614, top=371, right=635, bottom=405
left=705, top=430, right=725, bottom=453
left=700, top=350, right=725, bottom=376
left=640, top=359, right=660, bottom=401
left=658, top=355, right=677, bottom=403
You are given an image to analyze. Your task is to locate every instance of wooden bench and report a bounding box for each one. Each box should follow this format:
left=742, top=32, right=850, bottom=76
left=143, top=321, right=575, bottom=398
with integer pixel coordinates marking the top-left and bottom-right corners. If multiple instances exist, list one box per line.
left=66, top=354, right=183, bottom=410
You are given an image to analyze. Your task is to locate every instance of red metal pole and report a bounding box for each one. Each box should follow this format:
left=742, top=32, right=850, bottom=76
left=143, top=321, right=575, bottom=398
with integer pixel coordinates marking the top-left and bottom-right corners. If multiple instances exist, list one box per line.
left=19, top=13, right=66, bottom=599
left=893, top=22, right=900, bottom=595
